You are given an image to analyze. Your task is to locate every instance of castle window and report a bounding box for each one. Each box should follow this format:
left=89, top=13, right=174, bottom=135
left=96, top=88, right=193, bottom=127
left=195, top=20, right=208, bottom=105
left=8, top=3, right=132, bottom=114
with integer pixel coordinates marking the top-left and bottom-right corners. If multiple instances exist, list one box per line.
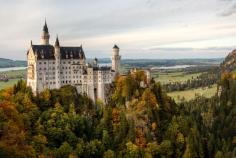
left=39, top=68, right=42, bottom=70
left=44, top=62, right=46, bottom=64
left=39, top=62, right=42, bottom=64
left=44, top=68, right=46, bottom=70
left=53, top=62, right=55, bottom=64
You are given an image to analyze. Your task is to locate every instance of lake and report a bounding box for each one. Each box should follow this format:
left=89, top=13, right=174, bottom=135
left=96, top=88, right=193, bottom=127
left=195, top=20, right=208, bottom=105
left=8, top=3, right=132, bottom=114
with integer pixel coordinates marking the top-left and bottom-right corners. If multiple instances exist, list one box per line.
left=0, top=67, right=27, bottom=72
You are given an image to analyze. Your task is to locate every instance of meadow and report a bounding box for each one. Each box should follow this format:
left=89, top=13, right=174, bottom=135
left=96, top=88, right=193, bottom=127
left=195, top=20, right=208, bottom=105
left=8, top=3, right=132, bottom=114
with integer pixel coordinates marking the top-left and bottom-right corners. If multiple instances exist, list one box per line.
left=153, top=70, right=202, bottom=84
left=0, top=79, right=20, bottom=90
left=0, top=69, right=26, bottom=90
left=152, top=69, right=218, bottom=102
left=167, top=84, right=217, bottom=102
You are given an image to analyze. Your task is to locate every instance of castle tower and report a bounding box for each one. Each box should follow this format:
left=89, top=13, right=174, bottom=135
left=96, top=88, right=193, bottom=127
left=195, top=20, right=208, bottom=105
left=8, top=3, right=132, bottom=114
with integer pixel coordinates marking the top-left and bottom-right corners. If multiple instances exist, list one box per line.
left=93, top=58, right=98, bottom=67
left=54, top=36, right=61, bottom=89
left=41, top=20, right=50, bottom=45
left=111, top=45, right=121, bottom=73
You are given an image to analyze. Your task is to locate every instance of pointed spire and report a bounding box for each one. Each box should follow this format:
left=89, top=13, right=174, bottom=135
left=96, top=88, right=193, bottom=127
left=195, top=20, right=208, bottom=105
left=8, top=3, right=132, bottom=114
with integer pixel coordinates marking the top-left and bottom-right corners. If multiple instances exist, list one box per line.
left=43, top=18, right=49, bottom=33
left=30, top=40, right=33, bottom=46
left=113, top=44, right=119, bottom=49
left=55, top=35, right=60, bottom=47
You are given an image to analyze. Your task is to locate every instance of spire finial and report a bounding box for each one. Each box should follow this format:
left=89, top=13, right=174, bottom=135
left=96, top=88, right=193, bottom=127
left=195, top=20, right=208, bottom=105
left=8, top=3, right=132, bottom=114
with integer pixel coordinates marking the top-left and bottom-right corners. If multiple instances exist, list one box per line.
left=55, top=34, right=60, bottom=47
left=43, top=18, right=49, bottom=33
left=113, top=44, right=119, bottom=49
left=30, top=40, right=33, bottom=46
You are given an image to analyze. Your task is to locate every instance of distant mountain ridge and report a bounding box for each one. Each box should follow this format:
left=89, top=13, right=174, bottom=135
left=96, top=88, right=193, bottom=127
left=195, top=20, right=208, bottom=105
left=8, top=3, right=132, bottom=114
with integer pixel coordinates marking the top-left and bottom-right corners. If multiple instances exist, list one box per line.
left=220, top=49, right=236, bottom=72
left=0, top=57, right=224, bottom=69
left=0, top=58, right=27, bottom=68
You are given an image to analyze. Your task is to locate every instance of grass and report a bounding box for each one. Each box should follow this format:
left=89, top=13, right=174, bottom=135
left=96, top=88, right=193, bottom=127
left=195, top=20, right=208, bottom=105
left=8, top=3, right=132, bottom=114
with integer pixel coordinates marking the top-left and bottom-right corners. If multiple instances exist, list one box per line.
left=168, top=84, right=217, bottom=102
left=0, top=69, right=26, bottom=78
left=0, top=79, right=20, bottom=90
left=153, top=70, right=202, bottom=84
left=0, top=69, right=26, bottom=90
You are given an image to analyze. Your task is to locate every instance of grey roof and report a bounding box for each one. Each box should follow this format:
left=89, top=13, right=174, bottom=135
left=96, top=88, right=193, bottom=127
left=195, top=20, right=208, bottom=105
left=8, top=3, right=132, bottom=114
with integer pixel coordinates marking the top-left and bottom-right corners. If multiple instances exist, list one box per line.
left=60, top=46, right=85, bottom=59
left=30, top=45, right=85, bottom=60
left=93, top=66, right=111, bottom=71
left=113, top=44, right=119, bottom=49
left=55, top=36, right=60, bottom=47
left=43, top=21, right=49, bottom=33
left=32, top=45, right=55, bottom=60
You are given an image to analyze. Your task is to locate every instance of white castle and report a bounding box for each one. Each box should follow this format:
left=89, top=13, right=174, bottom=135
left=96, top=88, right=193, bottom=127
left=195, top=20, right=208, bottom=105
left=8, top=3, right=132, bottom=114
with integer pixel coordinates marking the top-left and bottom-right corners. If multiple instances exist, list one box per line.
left=27, top=21, right=121, bottom=103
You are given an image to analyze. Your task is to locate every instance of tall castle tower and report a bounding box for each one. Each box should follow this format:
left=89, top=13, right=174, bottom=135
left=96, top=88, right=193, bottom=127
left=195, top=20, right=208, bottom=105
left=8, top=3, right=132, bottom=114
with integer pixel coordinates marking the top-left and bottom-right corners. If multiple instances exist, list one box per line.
left=41, top=20, right=50, bottom=45
left=112, top=45, right=121, bottom=73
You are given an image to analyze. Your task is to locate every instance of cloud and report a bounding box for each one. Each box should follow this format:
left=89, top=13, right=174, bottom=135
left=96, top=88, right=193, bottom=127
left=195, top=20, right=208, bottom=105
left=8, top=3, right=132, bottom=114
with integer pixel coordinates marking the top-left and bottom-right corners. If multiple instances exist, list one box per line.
left=220, top=2, right=236, bottom=16
left=0, top=0, right=236, bottom=59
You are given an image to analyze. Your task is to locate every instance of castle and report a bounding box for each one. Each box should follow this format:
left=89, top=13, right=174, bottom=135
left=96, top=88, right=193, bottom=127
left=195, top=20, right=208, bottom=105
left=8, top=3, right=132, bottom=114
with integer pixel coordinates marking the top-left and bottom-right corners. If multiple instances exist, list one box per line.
left=27, top=21, right=121, bottom=103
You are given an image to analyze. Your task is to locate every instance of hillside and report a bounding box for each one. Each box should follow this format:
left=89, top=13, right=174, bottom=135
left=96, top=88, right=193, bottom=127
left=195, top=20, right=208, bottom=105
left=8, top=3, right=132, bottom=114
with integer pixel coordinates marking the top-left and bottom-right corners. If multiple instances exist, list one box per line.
left=220, top=49, right=236, bottom=72
left=0, top=58, right=26, bottom=68
left=0, top=66, right=235, bottom=157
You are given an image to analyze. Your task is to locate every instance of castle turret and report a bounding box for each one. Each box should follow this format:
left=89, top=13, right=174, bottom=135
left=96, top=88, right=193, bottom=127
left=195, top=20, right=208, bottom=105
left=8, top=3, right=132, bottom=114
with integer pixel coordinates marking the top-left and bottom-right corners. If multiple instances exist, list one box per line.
left=93, top=58, right=98, bottom=67
left=111, top=45, right=121, bottom=73
left=54, top=35, right=61, bottom=88
left=41, top=20, right=50, bottom=45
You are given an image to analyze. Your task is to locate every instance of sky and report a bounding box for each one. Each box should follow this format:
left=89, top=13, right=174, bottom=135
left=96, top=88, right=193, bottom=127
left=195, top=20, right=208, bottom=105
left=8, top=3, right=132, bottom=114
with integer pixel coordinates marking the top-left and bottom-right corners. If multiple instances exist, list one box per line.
left=1, top=0, right=236, bottom=60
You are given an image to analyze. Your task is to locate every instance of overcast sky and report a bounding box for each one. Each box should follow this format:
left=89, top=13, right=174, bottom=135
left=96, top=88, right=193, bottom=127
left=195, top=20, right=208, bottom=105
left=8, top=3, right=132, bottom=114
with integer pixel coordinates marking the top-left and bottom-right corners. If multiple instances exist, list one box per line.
left=1, top=0, right=236, bottom=60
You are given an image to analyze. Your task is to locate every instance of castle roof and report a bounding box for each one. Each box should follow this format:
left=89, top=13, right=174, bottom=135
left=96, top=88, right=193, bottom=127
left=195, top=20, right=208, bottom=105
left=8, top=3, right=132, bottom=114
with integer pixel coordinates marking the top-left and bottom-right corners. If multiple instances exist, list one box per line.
left=113, top=44, right=119, bottom=49
left=93, top=66, right=111, bottom=71
left=31, top=45, right=85, bottom=60
left=60, top=46, right=85, bottom=59
left=32, top=45, right=55, bottom=60
left=55, top=36, right=60, bottom=47
left=43, top=21, right=49, bottom=33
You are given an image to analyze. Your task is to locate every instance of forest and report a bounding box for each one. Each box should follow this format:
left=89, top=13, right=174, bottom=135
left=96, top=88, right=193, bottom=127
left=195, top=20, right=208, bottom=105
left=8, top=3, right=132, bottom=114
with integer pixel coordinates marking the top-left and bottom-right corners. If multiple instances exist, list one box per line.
left=0, top=68, right=235, bottom=157
left=163, top=68, right=219, bottom=92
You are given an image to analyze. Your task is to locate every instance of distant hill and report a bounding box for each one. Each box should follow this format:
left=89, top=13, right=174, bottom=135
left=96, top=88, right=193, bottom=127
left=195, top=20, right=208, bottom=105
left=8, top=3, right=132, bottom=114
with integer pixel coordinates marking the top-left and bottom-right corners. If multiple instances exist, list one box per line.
left=220, top=49, right=236, bottom=72
left=0, top=58, right=26, bottom=68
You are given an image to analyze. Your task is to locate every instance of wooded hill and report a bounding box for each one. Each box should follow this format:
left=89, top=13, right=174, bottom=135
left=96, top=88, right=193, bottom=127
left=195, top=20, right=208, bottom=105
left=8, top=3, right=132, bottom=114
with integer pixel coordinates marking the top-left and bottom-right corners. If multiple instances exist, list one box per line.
left=0, top=58, right=26, bottom=68
left=0, top=54, right=235, bottom=157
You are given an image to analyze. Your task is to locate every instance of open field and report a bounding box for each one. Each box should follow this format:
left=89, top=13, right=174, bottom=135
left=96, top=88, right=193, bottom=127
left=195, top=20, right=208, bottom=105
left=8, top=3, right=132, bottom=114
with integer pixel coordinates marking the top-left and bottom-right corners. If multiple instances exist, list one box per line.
left=168, top=84, right=217, bottom=102
left=0, top=69, right=26, bottom=90
left=153, top=70, right=202, bottom=84
left=0, top=79, right=20, bottom=90
left=0, top=69, right=26, bottom=78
